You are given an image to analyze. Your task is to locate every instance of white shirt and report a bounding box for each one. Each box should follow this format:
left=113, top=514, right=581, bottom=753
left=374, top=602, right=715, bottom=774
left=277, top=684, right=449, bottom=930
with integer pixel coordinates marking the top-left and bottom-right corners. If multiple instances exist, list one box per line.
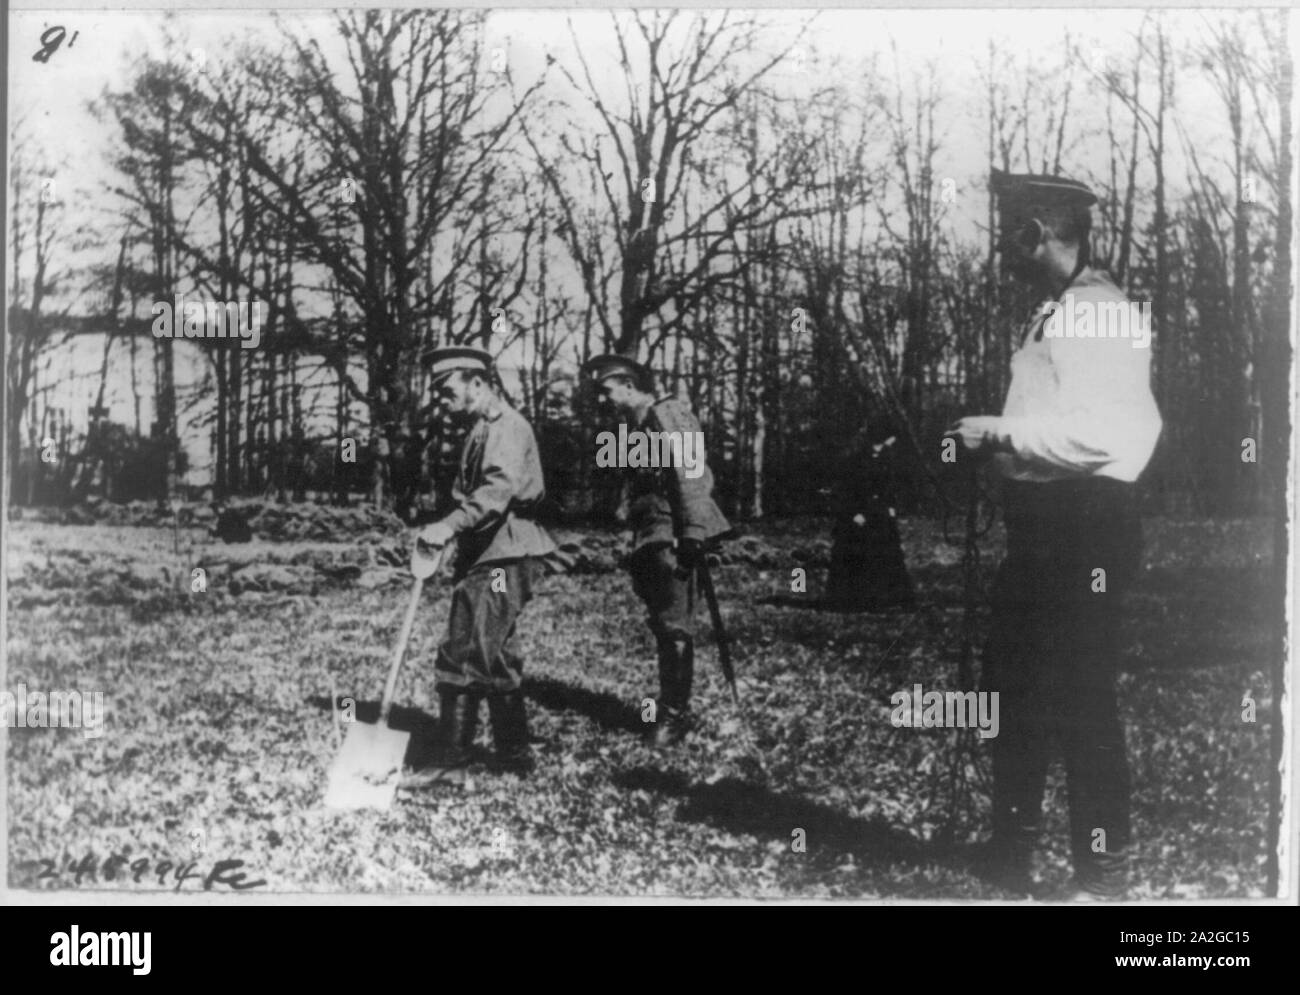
left=995, top=267, right=1162, bottom=483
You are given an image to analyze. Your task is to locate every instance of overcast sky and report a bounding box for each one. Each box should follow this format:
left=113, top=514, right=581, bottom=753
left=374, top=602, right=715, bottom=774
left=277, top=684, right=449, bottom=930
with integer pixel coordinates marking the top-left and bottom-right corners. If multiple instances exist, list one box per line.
left=10, top=7, right=1268, bottom=306
left=11, top=7, right=1250, bottom=201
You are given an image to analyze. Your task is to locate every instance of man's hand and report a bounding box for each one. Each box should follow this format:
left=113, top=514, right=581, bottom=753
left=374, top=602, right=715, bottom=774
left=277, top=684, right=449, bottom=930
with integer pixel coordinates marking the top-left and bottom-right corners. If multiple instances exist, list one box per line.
left=946, top=416, right=1011, bottom=456
left=416, top=520, right=453, bottom=552
left=412, top=520, right=453, bottom=574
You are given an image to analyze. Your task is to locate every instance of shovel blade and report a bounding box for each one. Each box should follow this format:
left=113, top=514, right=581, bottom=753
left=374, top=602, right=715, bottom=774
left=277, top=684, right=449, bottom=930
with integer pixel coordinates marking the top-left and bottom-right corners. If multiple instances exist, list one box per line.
left=323, top=720, right=411, bottom=811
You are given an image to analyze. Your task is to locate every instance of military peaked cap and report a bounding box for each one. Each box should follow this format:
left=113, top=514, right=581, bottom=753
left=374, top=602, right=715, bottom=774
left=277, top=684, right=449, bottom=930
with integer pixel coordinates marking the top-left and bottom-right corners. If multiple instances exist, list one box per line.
left=990, top=169, right=1097, bottom=208
left=582, top=354, right=654, bottom=392
left=421, top=345, right=495, bottom=384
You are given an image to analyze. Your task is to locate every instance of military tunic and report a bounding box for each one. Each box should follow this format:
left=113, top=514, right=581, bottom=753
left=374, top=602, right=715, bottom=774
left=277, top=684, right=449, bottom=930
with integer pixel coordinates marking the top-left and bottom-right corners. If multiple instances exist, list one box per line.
left=432, top=400, right=556, bottom=694
left=625, top=398, right=732, bottom=553
left=622, top=397, right=731, bottom=642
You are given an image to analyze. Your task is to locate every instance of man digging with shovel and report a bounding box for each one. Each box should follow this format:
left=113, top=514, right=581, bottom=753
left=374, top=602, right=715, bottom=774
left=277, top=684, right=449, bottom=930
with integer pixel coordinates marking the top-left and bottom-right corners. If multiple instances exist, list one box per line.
left=400, top=346, right=557, bottom=790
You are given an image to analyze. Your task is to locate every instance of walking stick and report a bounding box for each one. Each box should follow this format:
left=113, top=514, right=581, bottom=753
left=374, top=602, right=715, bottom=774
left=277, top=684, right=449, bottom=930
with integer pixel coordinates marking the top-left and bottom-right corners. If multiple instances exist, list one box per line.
left=697, top=559, right=738, bottom=704
left=939, top=453, right=992, bottom=844
left=691, top=550, right=770, bottom=778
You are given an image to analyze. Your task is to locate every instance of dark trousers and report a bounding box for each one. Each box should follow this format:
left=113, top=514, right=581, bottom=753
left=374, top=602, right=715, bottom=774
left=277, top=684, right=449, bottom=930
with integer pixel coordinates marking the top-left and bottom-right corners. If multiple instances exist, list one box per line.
left=434, top=558, right=539, bottom=695
left=627, top=544, right=696, bottom=711
left=628, top=544, right=696, bottom=641
left=982, top=478, right=1140, bottom=888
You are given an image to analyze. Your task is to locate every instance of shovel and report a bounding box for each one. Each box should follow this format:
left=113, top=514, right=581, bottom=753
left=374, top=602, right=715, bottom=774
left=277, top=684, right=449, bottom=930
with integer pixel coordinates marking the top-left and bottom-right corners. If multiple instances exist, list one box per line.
left=323, top=546, right=444, bottom=810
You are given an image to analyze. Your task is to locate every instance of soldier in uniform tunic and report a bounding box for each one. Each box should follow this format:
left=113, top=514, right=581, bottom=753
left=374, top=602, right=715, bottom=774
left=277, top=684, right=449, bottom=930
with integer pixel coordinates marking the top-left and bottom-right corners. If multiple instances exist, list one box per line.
left=583, top=355, right=732, bottom=747
left=949, top=171, right=1162, bottom=899
left=402, top=346, right=558, bottom=787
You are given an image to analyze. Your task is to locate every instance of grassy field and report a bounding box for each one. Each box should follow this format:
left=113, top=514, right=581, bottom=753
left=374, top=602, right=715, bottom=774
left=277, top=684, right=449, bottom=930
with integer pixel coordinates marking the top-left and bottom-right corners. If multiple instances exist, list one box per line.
left=3, top=512, right=1276, bottom=899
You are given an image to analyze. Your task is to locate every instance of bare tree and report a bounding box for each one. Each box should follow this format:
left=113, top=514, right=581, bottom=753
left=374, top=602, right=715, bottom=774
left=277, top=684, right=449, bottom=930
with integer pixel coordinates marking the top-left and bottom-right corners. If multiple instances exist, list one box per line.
left=204, top=10, right=545, bottom=509
left=528, top=11, right=819, bottom=359
left=6, top=119, right=81, bottom=506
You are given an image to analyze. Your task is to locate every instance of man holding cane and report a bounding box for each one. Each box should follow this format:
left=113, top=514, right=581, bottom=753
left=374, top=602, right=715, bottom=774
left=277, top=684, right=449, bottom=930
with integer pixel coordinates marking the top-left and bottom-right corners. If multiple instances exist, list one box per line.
left=948, top=171, right=1162, bottom=899
left=584, top=355, right=733, bottom=748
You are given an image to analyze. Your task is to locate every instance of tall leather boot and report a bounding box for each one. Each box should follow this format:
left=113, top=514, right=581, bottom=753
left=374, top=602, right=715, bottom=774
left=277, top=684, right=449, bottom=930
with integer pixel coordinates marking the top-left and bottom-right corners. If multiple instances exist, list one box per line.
left=651, top=637, right=694, bottom=748
left=488, top=690, right=534, bottom=775
left=401, top=689, right=480, bottom=789
left=678, top=637, right=695, bottom=710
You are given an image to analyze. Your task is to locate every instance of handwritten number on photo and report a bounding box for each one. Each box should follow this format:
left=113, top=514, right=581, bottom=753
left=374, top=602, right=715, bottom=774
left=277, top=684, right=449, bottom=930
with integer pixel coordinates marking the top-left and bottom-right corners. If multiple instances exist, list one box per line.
left=23, top=851, right=264, bottom=891
left=33, top=26, right=75, bottom=63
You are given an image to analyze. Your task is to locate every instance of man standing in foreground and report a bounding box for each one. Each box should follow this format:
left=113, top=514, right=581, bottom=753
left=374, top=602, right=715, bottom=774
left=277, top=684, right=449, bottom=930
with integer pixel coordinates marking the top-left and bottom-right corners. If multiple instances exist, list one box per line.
left=948, top=171, right=1162, bottom=899
left=402, top=346, right=557, bottom=787
left=584, top=355, right=732, bottom=747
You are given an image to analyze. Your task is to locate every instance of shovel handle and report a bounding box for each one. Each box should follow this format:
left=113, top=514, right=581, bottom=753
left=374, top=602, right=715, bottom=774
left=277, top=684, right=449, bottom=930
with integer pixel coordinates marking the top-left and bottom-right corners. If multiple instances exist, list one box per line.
left=379, top=549, right=442, bottom=725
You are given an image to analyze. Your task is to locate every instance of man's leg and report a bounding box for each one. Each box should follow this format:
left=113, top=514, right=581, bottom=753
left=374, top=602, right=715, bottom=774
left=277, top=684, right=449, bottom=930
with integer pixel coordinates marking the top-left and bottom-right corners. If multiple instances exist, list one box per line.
left=650, top=632, right=694, bottom=746
left=630, top=545, right=696, bottom=746
left=483, top=560, right=538, bottom=774
left=1058, top=484, right=1139, bottom=897
left=402, top=569, right=490, bottom=788
left=1060, top=637, right=1131, bottom=898
left=980, top=519, right=1058, bottom=894
left=406, top=559, right=538, bottom=786
left=984, top=596, right=1053, bottom=892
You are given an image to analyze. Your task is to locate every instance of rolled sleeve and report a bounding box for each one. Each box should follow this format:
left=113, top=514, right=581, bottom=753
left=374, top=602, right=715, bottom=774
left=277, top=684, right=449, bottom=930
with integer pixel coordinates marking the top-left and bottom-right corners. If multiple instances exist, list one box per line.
left=1001, top=289, right=1161, bottom=480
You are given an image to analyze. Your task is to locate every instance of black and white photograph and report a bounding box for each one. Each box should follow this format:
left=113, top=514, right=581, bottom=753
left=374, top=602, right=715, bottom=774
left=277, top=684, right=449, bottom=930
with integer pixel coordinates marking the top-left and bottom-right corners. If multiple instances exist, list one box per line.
left=2, top=1, right=1296, bottom=912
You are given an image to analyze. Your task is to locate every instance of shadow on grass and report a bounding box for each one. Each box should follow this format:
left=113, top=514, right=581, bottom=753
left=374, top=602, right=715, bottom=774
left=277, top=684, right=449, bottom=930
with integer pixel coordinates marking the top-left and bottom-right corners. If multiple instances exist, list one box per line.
left=612, top=766, right=1015, bottom=897
left=304, top=694, right=441, bottom=767
left=307, top=678, right=646, bottom=765
left=521, top=675, right=645, bottom=735
left=614, top=766, right=924, bottom=866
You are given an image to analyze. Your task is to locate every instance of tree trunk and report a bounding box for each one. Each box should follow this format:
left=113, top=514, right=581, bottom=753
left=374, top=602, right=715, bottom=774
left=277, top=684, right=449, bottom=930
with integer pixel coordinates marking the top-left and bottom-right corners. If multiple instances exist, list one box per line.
left=1152, top=23, right=1171, bottom=512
